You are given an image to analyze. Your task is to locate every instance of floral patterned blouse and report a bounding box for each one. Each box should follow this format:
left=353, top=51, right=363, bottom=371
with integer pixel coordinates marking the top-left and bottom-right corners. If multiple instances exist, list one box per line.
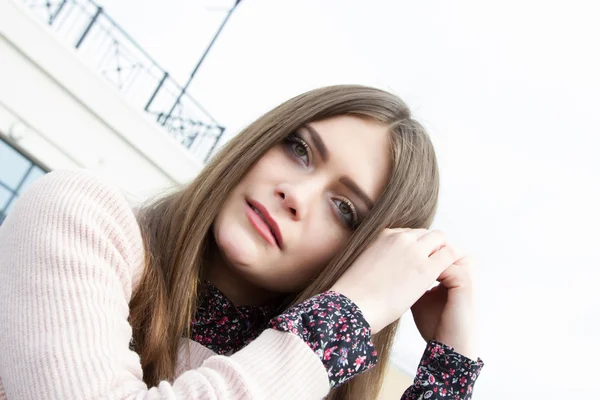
left=190, top=282, right=484, bottom=398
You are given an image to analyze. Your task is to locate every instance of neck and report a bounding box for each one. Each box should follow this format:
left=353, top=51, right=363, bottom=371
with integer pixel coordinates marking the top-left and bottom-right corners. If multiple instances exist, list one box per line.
left=205, top=247, right=280, bottom=307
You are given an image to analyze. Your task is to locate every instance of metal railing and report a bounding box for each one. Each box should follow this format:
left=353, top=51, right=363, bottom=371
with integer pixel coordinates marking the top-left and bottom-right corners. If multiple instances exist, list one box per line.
left=20, top=0, right=226, bottom=162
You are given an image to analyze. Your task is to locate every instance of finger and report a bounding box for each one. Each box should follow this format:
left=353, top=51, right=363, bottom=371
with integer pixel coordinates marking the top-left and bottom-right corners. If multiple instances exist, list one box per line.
left=437, top=261, right=474, bottom=290
left=428, top=244, right=462, bottom=274
left=386, top=228, right=429, bottom=240
left=408, top=229, right=430, bottom=240
left=387, top=227, right=428, bottom=234
left=437, top=262, right=459, bottom=282
left=417, top=229, right=448, bottom=256
left=452, top=254, right=474, bottom=267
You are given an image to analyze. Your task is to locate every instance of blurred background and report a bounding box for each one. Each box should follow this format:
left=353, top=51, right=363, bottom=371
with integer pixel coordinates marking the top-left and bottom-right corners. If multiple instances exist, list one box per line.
left=1, top=0, right=598, bottom=398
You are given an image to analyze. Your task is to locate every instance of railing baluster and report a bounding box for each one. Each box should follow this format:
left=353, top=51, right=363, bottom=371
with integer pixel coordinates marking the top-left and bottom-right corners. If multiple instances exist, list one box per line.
left=145, top=71, right=169, bottom=112
left=48, top=0, right=67, bottom=25
left=75, top=5, right=103, bottom=49
left=205, top=126, right=226, bottom=163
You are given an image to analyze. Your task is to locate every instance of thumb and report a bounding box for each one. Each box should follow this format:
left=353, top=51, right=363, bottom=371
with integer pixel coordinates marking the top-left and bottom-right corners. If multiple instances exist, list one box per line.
left=437, top=256, right=473, bottom=290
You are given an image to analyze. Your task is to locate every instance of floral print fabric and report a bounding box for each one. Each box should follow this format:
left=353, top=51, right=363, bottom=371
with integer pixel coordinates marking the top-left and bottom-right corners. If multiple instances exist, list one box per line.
left=401, top=340, right=484, bottom=400
left=189, top=282, right=484, bottom=397
left=189, top=282, right=272, bottom=355
left=268, top=290, right=378, bottom=389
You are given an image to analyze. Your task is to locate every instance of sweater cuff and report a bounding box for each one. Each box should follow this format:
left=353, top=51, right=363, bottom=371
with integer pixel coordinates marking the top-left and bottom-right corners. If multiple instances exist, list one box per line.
left=269, top=291, right=378, bottom=389
left=412, top=340, right=484, bottom=399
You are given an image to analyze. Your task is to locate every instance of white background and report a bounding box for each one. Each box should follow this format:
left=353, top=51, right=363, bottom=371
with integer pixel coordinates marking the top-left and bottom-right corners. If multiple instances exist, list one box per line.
left=94, top=1, right=600, bottom=398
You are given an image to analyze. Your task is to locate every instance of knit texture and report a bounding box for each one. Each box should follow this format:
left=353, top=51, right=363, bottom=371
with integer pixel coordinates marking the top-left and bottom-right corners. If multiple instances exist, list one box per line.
left=0, top=169, right=330, bottom=399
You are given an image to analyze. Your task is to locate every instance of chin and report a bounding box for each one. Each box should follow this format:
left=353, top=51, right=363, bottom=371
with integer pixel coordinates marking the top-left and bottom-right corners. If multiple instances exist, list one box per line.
left=212, top=206, right=285, bottom=293
left=215, top=227, right=251, bottom=264
left=214, top=221, right=267, bottom=274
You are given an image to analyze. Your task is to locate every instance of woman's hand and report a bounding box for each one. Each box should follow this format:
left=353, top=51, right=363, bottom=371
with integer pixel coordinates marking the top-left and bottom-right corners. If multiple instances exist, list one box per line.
left=411, top=255, right=478, bottom=360
left=330, top=228, right=462, bottom=335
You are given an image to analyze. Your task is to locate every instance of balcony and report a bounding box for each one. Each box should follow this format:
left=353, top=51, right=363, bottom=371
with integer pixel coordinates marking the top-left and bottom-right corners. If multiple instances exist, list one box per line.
left=20, top=0, right=226, bottom=163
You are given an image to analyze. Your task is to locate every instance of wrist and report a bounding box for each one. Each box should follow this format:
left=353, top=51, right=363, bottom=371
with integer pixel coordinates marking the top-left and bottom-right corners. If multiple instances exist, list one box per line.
left=433, top=335, right=478, bottom=361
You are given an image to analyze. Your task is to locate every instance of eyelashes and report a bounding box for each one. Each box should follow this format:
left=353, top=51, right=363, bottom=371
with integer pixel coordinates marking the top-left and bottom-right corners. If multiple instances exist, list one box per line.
left=283, top=132, right=359, bottom=229
left=284, top=133, right=310, bottom=165
left=333, top=198, right=359, bottom=229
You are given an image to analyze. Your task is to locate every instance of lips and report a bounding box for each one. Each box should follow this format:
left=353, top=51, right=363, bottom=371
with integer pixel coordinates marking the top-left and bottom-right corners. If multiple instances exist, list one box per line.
left=246, top=199, right=283, bottom=249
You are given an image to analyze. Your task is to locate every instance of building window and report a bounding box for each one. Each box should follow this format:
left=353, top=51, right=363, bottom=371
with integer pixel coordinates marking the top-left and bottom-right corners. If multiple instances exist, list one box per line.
left=0, top=137, right=48, bottom=224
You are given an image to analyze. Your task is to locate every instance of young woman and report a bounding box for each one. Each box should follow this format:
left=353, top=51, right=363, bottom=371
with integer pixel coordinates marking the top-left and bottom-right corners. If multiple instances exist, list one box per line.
left=0, top=85, right=484, bottom=399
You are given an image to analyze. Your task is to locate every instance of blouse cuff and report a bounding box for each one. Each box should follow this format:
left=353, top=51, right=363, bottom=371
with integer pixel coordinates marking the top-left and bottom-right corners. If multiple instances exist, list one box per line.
left=412, top=340, right=484, bottom=399
left=268, top=291, right=378, bottom=388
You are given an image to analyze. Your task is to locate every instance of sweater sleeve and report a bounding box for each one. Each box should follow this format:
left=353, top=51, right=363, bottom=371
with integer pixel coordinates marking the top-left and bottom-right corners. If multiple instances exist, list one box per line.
left=0, top=170, right=329, bottom=400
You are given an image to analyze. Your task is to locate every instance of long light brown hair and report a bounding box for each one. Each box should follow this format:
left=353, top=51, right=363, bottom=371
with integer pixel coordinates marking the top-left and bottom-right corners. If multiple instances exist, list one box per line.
left=130, top=85, right=439, bottom=399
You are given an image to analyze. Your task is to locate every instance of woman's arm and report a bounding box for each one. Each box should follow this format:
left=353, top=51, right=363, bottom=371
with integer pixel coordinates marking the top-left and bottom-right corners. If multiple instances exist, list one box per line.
left=270, top=291, right=379, bottom=389
left=0, top=170, right=329, bottom=400
left=269, top=293, right=484, bottom=398
left=401, top=341, right=484, bottom=400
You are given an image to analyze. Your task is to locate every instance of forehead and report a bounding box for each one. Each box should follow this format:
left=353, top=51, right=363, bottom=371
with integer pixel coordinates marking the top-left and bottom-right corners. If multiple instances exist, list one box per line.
left=307, top=115, right=391, bottom=202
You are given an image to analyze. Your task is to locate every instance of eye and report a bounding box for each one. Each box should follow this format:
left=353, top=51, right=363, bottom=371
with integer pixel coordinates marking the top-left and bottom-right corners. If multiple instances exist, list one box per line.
left=333, top=198, right=359, bottom=230
left=284, top=133, right=311, bottom=165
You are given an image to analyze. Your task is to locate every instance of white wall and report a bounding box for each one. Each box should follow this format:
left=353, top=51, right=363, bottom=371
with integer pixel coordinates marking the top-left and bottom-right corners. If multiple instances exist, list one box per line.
left=0, top=0, right=203, bottom=203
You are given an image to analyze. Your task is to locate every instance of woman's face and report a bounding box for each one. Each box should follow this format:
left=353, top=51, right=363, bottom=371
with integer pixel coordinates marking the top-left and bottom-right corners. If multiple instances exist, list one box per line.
left=213, top=115, right=391, bottom=293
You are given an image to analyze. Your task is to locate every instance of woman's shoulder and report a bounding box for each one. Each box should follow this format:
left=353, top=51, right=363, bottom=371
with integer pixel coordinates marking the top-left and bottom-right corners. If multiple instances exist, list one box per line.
left=13, top=168, right=137, bottom=226
left=19, top=168, right=130, bottom=207
left=1, top=169, right=145, bottom=288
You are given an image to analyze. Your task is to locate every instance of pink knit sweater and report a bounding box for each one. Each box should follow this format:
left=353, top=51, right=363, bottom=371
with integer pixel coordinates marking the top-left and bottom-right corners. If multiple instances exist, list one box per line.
left=0, top=170, right=330, bottom=399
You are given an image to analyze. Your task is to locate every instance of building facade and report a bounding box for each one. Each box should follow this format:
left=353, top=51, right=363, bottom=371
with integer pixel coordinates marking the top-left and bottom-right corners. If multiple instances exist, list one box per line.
left=0, top=0, right=225, bottom=218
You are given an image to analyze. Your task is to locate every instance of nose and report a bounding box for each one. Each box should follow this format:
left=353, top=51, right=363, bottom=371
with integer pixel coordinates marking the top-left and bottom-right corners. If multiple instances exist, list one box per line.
left=275, top=182, right=312, bottom=221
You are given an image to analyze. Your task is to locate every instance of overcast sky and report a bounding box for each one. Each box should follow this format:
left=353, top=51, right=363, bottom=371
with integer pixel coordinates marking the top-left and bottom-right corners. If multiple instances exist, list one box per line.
left=94, top=1, right=600, bottom=398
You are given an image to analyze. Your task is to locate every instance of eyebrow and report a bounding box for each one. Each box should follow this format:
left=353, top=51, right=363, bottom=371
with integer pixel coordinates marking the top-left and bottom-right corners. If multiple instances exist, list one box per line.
left=304, top=124, right=329, bottom=162
left=303, top=124, right=375, bottom=210
left=340, top=177, right=375, bottom=210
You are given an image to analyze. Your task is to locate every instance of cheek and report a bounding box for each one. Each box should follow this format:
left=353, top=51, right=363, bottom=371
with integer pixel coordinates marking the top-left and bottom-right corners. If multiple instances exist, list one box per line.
left=242, top=147, right=286, bottom=183
left=212, top=202, right=257, bottom=268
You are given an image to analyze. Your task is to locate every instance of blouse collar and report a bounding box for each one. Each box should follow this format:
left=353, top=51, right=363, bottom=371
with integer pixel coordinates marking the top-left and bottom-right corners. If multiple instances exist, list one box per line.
left=189, top=281, right=274, bottom=355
